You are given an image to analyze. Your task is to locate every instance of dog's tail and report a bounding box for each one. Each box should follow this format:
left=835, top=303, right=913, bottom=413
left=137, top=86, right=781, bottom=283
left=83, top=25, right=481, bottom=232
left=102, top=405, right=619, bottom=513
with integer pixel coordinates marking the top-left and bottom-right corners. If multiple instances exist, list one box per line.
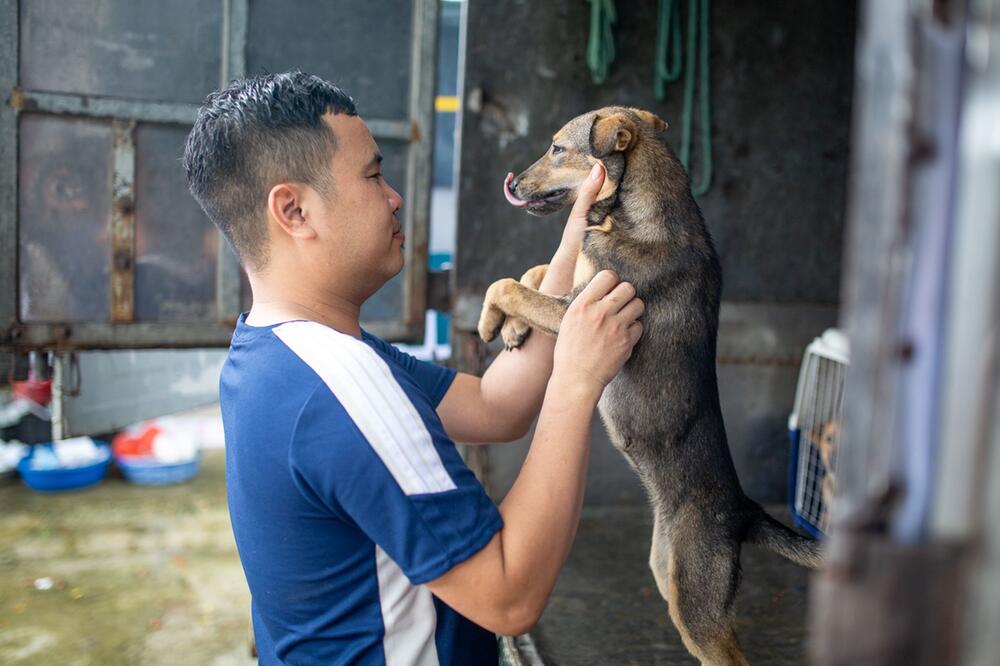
left=744, top=507, right=824, bottom=570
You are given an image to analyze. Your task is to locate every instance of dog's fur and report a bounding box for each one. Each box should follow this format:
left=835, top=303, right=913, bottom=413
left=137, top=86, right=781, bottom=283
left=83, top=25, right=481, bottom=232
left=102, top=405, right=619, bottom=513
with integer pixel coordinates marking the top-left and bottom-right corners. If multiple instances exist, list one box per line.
left=479, top=106, right=823, bottom=666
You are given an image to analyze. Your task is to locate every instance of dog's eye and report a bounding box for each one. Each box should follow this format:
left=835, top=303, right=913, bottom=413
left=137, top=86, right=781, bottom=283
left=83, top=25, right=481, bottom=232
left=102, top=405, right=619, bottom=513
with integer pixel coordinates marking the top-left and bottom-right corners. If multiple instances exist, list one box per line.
left=551, top=144, right=564, bottom=155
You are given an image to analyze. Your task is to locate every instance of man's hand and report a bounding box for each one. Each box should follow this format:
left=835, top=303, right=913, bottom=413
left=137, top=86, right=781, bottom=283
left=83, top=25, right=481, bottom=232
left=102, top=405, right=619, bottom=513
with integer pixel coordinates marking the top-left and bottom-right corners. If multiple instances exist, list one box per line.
left=553, top=270, right=644, bottom=392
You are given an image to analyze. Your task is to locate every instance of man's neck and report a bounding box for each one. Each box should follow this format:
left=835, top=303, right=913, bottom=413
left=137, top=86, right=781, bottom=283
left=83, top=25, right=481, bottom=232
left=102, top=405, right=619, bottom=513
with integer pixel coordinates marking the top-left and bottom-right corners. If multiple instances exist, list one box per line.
left=247, top=299, right=363, bottom=338
left=246, top=280, right=364, bottom=338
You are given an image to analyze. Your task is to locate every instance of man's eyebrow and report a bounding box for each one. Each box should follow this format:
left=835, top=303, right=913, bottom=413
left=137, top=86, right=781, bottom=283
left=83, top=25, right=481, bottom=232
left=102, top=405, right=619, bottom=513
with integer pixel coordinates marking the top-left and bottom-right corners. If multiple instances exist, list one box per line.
left=365, top=153, right=383, bottom=170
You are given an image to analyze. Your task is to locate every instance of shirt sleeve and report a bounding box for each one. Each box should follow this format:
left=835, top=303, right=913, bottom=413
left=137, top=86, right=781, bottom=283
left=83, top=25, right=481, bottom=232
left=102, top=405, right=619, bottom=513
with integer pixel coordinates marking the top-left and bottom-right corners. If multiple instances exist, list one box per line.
left=361, top=331, right=457, bottom=406
left=289, top=379, right=502, bottom=585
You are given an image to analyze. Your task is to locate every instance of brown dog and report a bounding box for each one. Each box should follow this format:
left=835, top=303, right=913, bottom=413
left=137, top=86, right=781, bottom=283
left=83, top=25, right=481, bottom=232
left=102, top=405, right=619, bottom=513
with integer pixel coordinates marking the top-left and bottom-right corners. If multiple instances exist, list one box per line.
left=810, top=420, right=840, bottom=532
left=479, top=106, right=822, bottom=666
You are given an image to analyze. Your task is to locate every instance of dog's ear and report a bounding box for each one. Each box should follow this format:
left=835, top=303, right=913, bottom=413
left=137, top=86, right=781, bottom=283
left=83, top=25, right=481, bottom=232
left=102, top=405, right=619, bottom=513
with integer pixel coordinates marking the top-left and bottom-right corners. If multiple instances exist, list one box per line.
left=591, top=113, right=638, bottom=157
left=628, top=108, right=668, bottom=133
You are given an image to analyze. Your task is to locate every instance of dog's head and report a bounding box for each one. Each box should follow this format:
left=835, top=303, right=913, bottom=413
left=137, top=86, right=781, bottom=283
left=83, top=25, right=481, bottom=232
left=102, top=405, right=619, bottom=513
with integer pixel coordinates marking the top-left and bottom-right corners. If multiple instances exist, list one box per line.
left=504, top=106, right=668, bottom=217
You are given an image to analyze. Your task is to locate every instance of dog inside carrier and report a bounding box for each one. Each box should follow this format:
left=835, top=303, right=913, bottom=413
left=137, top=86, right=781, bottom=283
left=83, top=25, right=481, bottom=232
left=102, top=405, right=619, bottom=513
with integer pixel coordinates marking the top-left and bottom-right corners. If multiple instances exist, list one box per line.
left=788, top=328, right=850, bottom=536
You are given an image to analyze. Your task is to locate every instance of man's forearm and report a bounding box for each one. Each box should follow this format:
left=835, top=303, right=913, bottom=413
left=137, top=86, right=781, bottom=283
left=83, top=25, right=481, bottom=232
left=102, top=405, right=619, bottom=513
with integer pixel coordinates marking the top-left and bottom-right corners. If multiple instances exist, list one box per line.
left=477, top=244, right=578, bottom=436
left=494, top=370, right=598, bottom=628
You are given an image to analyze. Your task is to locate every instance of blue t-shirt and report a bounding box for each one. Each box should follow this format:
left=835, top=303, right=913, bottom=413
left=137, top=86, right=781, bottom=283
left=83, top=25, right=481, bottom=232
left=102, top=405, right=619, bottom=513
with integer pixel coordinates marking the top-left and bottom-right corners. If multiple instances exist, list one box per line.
left=222, top=313, right=503, bottom=665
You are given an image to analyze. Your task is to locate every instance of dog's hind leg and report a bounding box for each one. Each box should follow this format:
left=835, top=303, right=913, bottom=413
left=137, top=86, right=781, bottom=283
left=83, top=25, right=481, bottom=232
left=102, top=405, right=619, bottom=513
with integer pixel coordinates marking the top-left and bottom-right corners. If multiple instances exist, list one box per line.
left=501, top=264, right=549, bottom=350
left=649, top=509, right=672, bottom=603
left=665, top=539, right=748, bottom=666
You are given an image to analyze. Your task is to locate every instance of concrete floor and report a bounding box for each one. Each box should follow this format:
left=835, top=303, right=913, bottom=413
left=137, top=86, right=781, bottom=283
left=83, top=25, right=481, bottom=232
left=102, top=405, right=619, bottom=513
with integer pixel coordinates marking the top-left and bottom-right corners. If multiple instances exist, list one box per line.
left=0, top=449, right=254, bottom=665
left=1, top=450, right=813, bottom=665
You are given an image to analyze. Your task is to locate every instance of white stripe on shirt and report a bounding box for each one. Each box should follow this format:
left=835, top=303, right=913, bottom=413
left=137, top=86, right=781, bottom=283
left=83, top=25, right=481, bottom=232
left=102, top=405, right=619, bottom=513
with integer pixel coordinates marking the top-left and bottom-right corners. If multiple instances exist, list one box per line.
left=274, top=321, right=457, bottom=496
left=375, top=545, right=440, bottom=665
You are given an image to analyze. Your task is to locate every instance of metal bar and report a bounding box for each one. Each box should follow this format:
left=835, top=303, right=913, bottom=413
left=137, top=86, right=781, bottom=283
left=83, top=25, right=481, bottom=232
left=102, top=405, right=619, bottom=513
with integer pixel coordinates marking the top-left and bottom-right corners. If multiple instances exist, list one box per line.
left=220, top=0, right=230, bottom=86
left=215, top=0, right=248, bottom=323
left=368, top=117, right=421, bottom=143
left=11, top=90, right=412, bottom=140
left=1, top=319, right=412, bottom=352
left=891, top=10, right=966, bottom=544
left=834, top=0, right=915, bottom=506
left=51, top=352, right=66, bottom=441
left=11, top=90, right=413, bottom=140
left=499, top=634, right=546, bottom=666
left=932, top=5, right=1000, bottom=540
left=12, top=90, right=200, bottom=124
left=110, top=119, right=136, bottom=322
left=397, top=0, right=439, bottom=340
left=0, top=0, right=19, bottom=330
left=227, top=0, right=248, bottom=81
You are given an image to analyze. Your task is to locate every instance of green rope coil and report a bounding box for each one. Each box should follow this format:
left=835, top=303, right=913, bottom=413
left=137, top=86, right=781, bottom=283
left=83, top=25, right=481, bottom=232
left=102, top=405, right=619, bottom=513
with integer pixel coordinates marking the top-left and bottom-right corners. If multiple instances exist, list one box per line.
left=656, top=0, right=713, bottom=197
left=654, top=0, right=683, bottom=98
left=587, top=0, right=617, bottom=85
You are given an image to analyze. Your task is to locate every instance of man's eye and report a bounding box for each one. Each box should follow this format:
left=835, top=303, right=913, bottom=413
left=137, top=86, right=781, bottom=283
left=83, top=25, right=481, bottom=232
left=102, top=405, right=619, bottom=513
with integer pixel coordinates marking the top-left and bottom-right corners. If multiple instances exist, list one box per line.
left=551, top=145, right=564, bottom=155
left=369, top=172, right=382, bottom=180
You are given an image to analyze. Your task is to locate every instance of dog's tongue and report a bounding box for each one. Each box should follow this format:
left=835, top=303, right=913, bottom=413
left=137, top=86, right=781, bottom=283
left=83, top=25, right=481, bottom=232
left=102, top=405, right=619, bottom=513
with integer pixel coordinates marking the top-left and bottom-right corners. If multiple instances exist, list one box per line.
left=503, top=172, right=529, bottom=208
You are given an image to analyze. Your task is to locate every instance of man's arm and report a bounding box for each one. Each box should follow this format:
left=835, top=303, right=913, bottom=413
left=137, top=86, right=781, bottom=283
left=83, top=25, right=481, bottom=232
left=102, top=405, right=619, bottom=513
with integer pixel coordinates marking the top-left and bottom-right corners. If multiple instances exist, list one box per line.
left=425, top=268, right=644, bottom=635
left=436, top=164, right=607, bottom=443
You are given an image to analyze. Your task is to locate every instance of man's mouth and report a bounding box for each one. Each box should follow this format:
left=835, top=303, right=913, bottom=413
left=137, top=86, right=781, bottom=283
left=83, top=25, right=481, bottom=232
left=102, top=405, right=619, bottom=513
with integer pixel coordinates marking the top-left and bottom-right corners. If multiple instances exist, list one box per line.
left=392, top=225, right=404, bottom=242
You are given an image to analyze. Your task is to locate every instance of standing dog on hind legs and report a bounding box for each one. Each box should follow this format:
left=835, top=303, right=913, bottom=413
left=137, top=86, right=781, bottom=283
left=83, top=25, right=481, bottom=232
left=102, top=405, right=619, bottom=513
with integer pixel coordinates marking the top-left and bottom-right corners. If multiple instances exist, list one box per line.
left=478, top=106, right=823, bottom=666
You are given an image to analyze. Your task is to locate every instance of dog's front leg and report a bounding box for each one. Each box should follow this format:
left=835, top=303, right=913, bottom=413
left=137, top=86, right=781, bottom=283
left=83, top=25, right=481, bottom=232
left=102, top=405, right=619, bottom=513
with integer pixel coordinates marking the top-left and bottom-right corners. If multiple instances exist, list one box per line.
left=499, top=264, right=549, bottom=350
left=478, top=275, right=570, bottom=345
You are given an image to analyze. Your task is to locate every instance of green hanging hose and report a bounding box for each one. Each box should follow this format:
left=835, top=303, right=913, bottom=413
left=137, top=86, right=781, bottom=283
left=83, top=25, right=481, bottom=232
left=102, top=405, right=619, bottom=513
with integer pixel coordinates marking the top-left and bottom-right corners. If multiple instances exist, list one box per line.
left=587, top=0, right=616, bottom=85
left=654, top=0, right=683, bottom=98
left=656, top=0, right=713, bottom=197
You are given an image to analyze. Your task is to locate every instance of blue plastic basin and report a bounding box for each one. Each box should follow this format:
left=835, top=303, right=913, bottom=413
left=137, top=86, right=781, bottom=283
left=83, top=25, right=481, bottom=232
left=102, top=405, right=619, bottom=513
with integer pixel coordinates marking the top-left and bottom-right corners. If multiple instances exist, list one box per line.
left=116, top=454, right=201, bottom=486
left=18, top=444, right=111, bottom=493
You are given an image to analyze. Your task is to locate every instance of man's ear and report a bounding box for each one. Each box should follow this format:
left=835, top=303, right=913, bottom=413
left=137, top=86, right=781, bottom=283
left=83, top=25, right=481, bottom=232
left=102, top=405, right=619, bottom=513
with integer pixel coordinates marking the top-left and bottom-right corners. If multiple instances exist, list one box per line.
left=590, top=113, right=638, bottom=157
left=267, top=182, right=315, bottom=239
left=628, top=108, right=668, bottom=132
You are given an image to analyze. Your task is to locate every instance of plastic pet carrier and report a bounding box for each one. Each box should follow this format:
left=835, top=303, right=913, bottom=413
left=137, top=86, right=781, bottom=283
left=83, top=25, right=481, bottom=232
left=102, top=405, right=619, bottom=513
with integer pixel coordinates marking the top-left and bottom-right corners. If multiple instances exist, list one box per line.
left=788, top=328, right=850, bottom=537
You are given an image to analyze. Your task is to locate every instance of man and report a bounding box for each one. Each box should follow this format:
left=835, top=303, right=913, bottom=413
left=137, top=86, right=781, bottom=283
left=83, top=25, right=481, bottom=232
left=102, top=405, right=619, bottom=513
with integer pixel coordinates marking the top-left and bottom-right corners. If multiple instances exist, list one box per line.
left=183, top=71, right=643, bottom=665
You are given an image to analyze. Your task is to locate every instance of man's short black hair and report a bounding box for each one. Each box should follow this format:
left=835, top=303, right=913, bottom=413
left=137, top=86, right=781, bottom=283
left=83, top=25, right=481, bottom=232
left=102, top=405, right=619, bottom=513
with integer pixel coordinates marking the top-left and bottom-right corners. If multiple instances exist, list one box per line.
left=183, top=70, right=357, bottom=270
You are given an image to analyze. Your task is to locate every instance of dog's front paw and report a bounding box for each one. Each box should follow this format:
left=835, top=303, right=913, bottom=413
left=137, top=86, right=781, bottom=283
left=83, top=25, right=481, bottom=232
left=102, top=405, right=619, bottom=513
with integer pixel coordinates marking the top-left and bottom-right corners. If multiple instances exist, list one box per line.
left=501, top=317, right=532, bottom=350
left=478, top=306, right=504, bottom=343
left=478, top=278, right=516, bottom=343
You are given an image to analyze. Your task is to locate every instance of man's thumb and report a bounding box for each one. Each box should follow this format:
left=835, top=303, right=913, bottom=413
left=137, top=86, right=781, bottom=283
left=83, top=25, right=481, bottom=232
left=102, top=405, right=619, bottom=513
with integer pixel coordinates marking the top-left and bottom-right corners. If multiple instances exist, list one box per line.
left=570, top=163, right=606, bottom=217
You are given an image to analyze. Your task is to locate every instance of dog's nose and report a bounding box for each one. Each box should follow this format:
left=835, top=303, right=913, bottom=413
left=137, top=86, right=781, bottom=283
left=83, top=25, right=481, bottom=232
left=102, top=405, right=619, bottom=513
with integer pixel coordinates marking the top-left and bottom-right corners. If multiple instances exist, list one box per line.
left=508, top=177, right=520, bottom=194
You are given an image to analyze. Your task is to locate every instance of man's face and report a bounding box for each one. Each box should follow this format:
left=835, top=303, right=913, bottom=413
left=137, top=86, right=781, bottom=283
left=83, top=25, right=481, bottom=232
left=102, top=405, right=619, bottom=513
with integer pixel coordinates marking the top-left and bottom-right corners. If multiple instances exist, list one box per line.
left=312, top=113, right=405, bottom=299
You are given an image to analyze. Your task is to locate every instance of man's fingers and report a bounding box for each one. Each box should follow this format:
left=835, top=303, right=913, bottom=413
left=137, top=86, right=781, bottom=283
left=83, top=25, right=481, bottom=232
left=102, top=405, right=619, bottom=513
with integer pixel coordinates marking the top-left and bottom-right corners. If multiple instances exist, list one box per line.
left=627, top=321, right=643, bottom=345
left=601, top=281, right=637, bottom=311
left=568, top=162, right=606, bottom=221
left=616, top=297, right=645, bottom=322
left=577, top=269, right=620, bottom=304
